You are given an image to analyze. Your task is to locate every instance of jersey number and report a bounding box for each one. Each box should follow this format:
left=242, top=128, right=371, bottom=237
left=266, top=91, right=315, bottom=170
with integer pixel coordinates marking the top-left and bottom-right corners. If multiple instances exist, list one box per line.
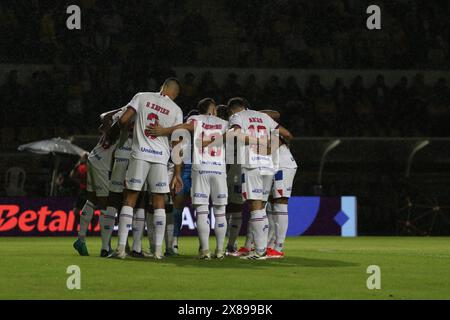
left=144, top=113, right=159, bottom=140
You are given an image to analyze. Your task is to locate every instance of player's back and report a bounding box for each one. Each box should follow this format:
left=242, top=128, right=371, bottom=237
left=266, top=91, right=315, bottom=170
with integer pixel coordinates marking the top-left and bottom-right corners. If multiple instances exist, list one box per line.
left=229, top=109, right=279, bottom=170
left=189, top=114, right=229, bottom=172
left=128, top=92, right=183, bottom=164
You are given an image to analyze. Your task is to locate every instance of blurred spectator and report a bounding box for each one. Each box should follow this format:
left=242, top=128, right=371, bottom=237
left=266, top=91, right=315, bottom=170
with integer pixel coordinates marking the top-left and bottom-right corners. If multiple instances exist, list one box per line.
left=221, top=73, right=243, bottom=101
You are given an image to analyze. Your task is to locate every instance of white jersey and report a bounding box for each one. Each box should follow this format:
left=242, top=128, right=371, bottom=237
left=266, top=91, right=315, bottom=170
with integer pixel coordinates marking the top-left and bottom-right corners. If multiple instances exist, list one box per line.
left=278, top=144, right=297, bottom=169
left=229, top=109, right=279, bottom=171
left=188, top=114, right=229, bottom=173
left=128, top=92, right=183, bottom=164
left=88, top=135, right=117, bottom=171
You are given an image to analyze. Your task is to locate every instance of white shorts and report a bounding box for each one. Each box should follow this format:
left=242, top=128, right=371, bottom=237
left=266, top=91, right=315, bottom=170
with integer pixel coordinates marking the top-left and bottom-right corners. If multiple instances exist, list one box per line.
left=125, top=158, right=169, bottom=193
left=227, top=164, right=243, bottom=204
left=109, top=158, right=129, bottom=193
left=272, top=168, right=297, bottom=199
left=87, top=162, right=110, bottom=197
left=191, top=170, right=228, bottom=206
left=148, top=163, right=174, bottom=206
left=241, top=167, right=274, bottom=202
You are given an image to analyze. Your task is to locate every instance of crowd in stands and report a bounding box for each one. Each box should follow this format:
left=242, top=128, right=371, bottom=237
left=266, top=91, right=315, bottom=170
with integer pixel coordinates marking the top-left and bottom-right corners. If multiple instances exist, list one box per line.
left=1, top=66, right=449, bottom=150
left=1, top=0, right=449, bottom=69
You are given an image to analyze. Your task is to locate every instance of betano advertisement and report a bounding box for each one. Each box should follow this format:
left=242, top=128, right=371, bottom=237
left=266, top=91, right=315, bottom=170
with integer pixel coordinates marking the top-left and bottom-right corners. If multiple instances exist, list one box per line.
left=0, top=197, right=357, bottom=237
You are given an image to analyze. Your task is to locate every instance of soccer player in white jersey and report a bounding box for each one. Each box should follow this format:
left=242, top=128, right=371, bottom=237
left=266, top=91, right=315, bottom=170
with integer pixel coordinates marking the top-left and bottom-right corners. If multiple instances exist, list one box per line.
left=73, top=113, right=120, bottom=256
left=112, top=78, right=184, bottom=259
left=95, top=106, right=149, bottom=258
left=227, top=98, right=293, bottom=260
left=148, top=98, right=229, bottom=259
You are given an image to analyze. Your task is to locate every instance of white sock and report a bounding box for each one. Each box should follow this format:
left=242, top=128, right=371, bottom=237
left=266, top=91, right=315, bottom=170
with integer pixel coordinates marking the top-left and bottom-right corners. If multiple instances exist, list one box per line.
left=213, top=205, right=227, bottom=252
left=267, top=203, right=276, bottom=248
left=196, top=205, right=210, bottom=252
left=132, top=208, right=145, bottom=253
left=117, top=206, right=133, bottom=247
left=78, top=200, right=95, bottom=240
left=146, top=212, right=155, bottom=253
left=227, top=211, right=242, bottom=249
left=250, top=209, right=268, bottom=255
left=274, top=203, right=289, bottom=252
left=165, top=223, right=174, bottom=252
left=100, top=207, right=116, bottom=251
left=153, top=209, right=166, bottom=255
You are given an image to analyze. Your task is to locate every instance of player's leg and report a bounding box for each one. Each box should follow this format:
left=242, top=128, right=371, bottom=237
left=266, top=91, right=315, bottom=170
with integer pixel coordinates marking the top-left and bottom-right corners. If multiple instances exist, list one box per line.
left=211, top=172, right=228, bottom=259
left=191, top=170, right=211, bottom=259
left=171, top=194, right=184, bottom=254
left=100, top=191, right=121, bottom=255
left=271, top=198, right=289, bottom=256
left=266, top=197, right=276, bottom=249
left=240, top=168, right=273, bottom=260
left=164, top=201, right=175, bottom=256
left=74, top=163, right=109, bottom=256
left=226, top=202, right=243, bottom=256
left=145, top=202, right=155, bottom=255
left=112, top=158, right=148, bottom=258
left=74, top=190, right=96, bottom=256
left=148, top=163, right=170, bottom=259
left=131, top=191, right=147, bottom=257
left=268, top=167, right=296, bottom=258
left=225, top=165, right=244, bottom=256
left=172, top=164, right=191, bottom=254
left=100, top=158, right=129, bottom=255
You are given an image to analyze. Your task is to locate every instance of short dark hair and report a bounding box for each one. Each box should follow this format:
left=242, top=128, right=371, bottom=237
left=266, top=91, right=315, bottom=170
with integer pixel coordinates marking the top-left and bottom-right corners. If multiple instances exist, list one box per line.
left=162, top=77, right=181, bottom=88
left=216, top=104, right=229, bottom=121
left=227, top=97, right=247, bottom=111
left=197, top=98, right=216, bottom=114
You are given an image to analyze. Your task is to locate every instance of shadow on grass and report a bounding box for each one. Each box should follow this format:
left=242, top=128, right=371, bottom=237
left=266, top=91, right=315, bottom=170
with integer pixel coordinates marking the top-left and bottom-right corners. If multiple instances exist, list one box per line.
left=104, top=254, right=358, bottom=269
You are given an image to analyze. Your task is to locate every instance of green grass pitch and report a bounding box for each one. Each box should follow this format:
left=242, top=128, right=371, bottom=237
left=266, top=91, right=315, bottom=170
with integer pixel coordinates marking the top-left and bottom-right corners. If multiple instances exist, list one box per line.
left=0, top=236, right=449, bottom=299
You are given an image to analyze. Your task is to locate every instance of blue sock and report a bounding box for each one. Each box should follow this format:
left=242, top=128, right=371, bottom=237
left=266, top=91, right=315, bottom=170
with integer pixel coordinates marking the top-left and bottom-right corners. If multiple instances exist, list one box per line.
left=173, top=207, right=183, bottom=237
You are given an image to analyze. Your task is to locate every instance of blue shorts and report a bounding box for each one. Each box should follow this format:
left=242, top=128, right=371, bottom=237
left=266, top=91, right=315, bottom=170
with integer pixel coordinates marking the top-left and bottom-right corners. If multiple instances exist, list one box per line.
left=179, top=164, right=192, bottom=196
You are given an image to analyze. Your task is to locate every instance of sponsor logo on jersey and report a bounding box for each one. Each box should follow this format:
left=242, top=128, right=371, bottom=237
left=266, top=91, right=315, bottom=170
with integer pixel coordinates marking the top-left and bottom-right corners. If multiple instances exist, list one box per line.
left=217, top=194, right=227, bottom=199
left=194, top=193, right=208, bottom=198
left=111, top=181, right=123, bottom=186
left=155, top=182, right=167, bottom=187
left=252, top=188, right=263, bottom=194
left=202, top=123, right=222, bottom=130
left=198, top=170, right=222, bottom=175
left=140, top=147, right=163, bottom=155
left=129, top=178, right=142, bottom=184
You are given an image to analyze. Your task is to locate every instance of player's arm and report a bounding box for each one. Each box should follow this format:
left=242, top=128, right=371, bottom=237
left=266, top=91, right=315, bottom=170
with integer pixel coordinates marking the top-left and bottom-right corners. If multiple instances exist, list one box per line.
left=260, top=110, right=280, bottom=121
left=147, top=122, right=195, bottom=137
left=100, top=107, right=123, bottom=122
left=277, top=125, right=294, bottom=145
left=169, top=111, right=185, bottom=194
left=170, top=157, right=184, bottom=195
left=119, top=107, right=136, bottom=129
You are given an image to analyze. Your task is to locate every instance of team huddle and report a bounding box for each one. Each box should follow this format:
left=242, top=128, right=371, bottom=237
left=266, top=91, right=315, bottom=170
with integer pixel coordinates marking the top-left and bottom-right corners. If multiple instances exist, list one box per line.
left=73, top=78, right=298, bottom=261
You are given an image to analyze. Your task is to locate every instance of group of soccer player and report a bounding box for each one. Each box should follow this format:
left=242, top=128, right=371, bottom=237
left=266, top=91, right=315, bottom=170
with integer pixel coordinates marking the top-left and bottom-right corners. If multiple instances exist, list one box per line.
left=73, top=77, right=297, bottom=261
